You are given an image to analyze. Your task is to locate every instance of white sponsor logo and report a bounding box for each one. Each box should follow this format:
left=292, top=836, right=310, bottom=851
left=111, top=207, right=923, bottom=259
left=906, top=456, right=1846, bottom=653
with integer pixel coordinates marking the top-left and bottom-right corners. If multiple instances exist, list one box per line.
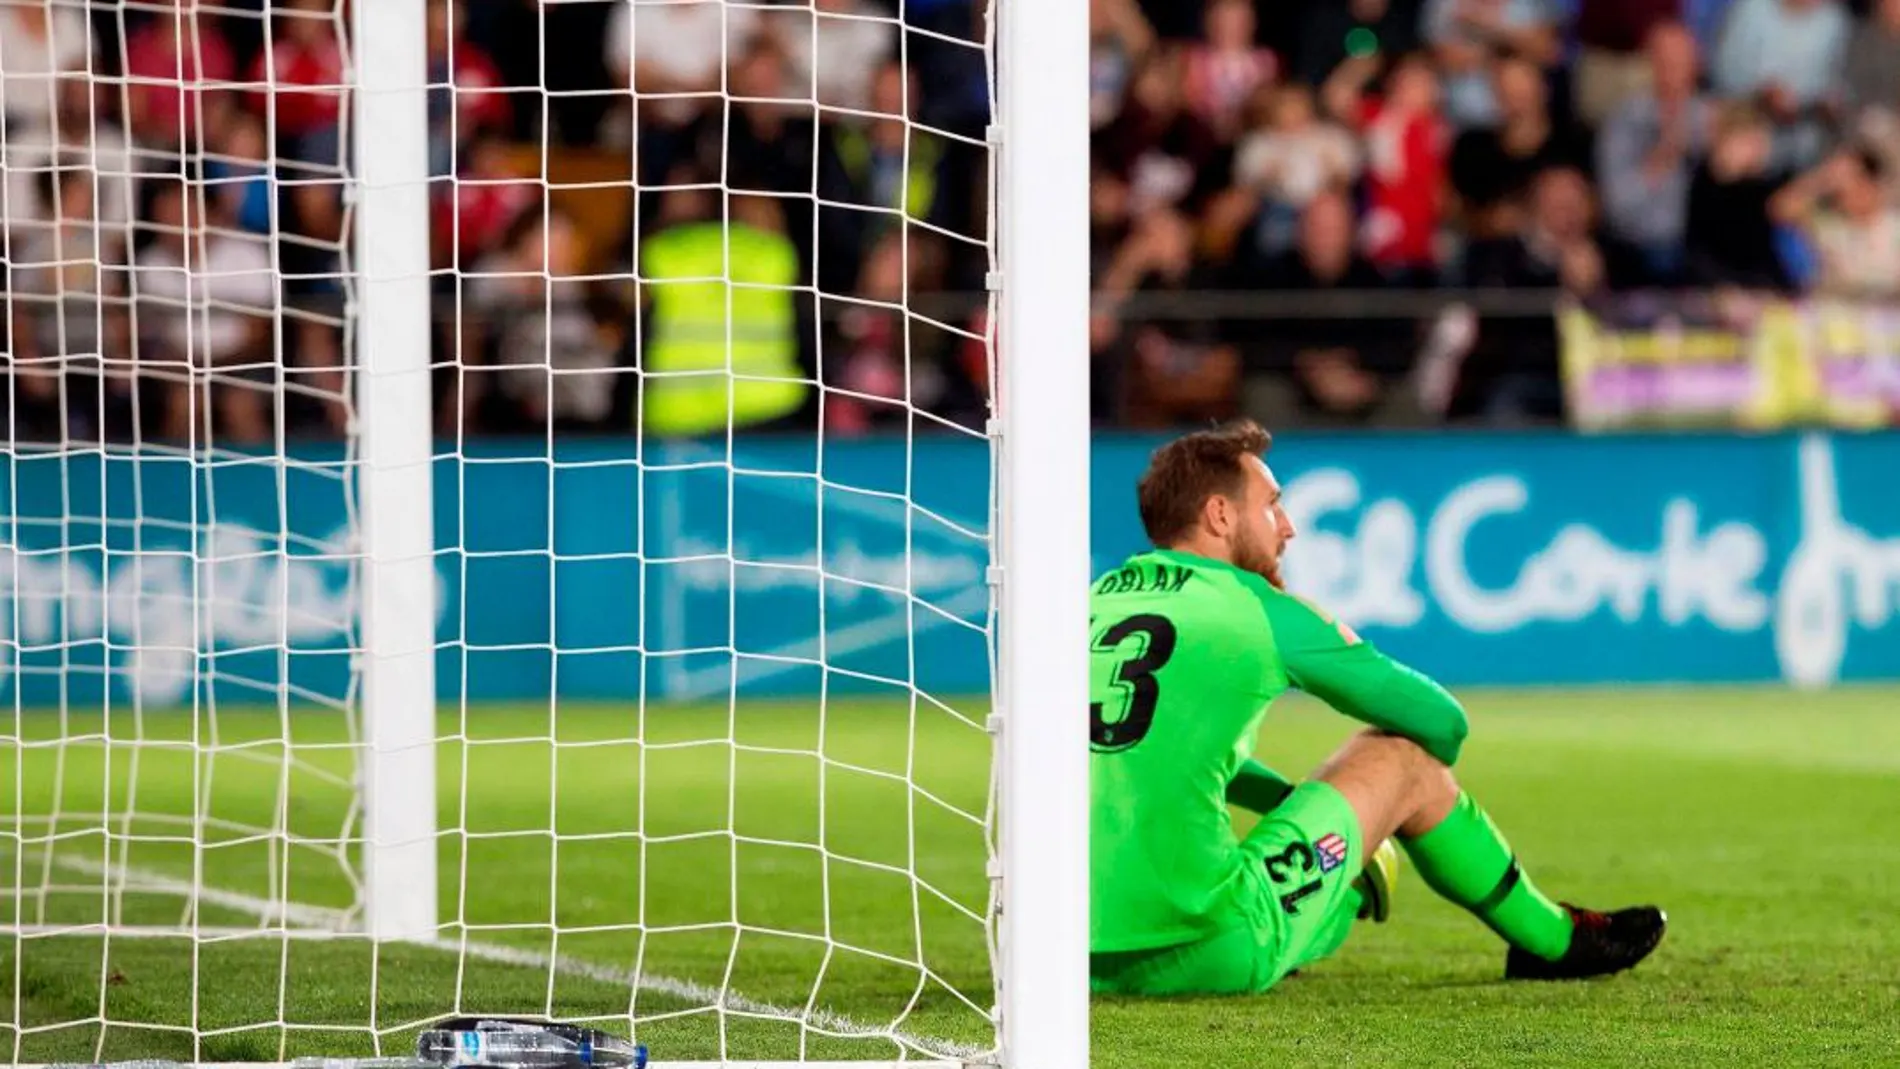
left=1774, top=436, right=1900, bottom=687
left=5, top=437, right=1894, bottom=700
left=1281, top=435, right=1900, bottom=685
left=0, top=523, right=447, bottom=704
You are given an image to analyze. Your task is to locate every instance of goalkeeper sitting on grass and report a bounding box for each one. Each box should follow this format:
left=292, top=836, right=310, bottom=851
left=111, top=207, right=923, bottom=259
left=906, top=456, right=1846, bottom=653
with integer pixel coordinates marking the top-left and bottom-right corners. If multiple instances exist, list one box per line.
left=1090, top=421, right=1665, bottom=995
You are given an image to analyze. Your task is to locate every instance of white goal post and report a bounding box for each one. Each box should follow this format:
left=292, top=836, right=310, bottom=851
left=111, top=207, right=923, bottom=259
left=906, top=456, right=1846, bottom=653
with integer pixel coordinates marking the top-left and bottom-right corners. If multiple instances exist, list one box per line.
left=0, top=0, right=1085, bottom=1064
left=993, top=1, right=1089, bottom=1069
left=355, top=0, right=443, bottom=949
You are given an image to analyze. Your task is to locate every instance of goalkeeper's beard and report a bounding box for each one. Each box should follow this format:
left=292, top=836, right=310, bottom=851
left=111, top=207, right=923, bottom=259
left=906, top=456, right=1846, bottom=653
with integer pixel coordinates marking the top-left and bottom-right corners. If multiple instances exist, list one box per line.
left=1231, top=527, right=1284, bottom=591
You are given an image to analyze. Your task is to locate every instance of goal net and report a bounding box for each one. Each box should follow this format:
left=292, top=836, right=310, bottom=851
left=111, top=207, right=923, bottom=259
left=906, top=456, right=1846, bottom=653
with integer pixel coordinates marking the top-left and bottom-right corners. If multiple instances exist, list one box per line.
left=0, top=0, right=1084, bottom=1065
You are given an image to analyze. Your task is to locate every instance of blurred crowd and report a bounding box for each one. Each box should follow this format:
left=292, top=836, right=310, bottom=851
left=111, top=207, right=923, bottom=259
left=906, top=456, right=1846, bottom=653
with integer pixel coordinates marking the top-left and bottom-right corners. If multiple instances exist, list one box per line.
left=4, top=0, right=1900, bottom=445
left=1093, top=0, right=1900, bottom=427
left=0, top=0, right=992, bottom=445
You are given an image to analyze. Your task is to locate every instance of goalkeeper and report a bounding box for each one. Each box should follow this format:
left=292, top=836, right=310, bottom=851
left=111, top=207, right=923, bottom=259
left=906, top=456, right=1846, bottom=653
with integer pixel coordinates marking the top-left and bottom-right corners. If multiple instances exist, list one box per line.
left=1090, top=421, right=1665, bottom=995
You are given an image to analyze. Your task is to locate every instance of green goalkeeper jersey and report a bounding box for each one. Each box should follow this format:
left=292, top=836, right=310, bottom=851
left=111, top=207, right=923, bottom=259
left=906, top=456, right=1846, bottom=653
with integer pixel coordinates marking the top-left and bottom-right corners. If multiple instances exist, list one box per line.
left=1089, top=548, right=1469, bottom=953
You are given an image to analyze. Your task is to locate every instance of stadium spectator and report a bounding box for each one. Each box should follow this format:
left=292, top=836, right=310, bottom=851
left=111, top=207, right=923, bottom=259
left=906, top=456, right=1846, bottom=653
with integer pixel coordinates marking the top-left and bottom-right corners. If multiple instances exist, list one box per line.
left=1132, top=0, right=1208, bottom=41
left=1091, top=163, right=1135, bottom=278
left=1844, top=0, right=1900, bottom=116
left=0, top=310, right=67, bottom=444
left=1242, top=191, right=1417, bottom=427
left=684, top=44, right=816, bottom=204
left=1421, top=0, right=1563, bottom=129
left=1683, top=0, right=1739, bottom=55
left=428, top=0, right=513, bottom=178
left=132, top=182, right=276, bottom=444
left=5, top=79, right=139, bottom=238
left=1571, top=0, right=1683, bottom=128
left=248, top=0, right=347, bottom=165
left=278, top=170, right=351, bottom=433
left=19, top=0, right=1900, bottom=438
left=1710, top=0, right=1847, bottom=167
left=1230, top=83, right=1361, bottom=259
left=817, top=62, right=951, bottom=294
left=828, top=234, right=907, bottom=437
left=636, top=188, right=810, bottom=437
left=1683, top=103, right=1791, bottom=288
left=1844, top=0, right=1900, bottom=191
left=6, top=159, right=132, bottom=443
left=1091, top=0, right=1156, bottom=129
left=908, top=0, right=992, bottom=137
left=122, top=0, right=237, bottom=159
left=1098, top=208, right=1241, bottom=428
left=823, top=231, right=957, bottom=435
left=1597, top=22, right=1712, bottom=284
left=1496, top=166, right=1607, bottom=296
left=1291, top=0, right=1423, bottom=87
left=433, top=131, right=538, bottom=271
left=1770, top=147, right=1900, bottom=298
left=0, top=1, right=92, bottom=143
left=204, top=111, right=275, bottom=237
left=605, top=0, right=760, bottom=130
left=464, top=206, right=620, bottom=432
left=1180, top=0, right=1279, bottom=142
left=1329, top=52, right=1449, bottom=279
left=775, top=0, right=900, bottom=113
left=1455, top=167, right=1603, bottom=422
left=1448, top=52, right=1590, bottom=231
left=1098, top=51, right=1228, bottom=215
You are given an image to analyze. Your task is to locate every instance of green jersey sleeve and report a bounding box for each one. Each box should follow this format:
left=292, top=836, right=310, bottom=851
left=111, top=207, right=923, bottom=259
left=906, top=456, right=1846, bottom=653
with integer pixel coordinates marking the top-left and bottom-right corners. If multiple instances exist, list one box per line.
left=1254, top=584, right=1470, bottom=766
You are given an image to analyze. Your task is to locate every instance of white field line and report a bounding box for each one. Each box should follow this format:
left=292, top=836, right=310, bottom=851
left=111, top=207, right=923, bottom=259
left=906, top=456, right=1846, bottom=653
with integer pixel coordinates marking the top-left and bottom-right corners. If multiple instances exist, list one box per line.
left=43, top=854, right=351, bottom=929
left=21, top=854, right=987, bottom=1066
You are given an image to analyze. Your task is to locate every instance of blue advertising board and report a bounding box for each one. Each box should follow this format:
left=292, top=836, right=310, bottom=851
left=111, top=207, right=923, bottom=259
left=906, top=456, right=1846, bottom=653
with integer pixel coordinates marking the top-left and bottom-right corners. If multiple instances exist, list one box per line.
left=1124, top=431, right=1900, bottom=688
left=1, top=430, right=1897, bottom=707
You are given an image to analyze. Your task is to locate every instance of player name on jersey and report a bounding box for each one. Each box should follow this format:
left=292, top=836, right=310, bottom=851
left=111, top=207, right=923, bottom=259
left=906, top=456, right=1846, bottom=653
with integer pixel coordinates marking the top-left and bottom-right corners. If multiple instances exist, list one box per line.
left=1094, top=560, right=1195, bottom=597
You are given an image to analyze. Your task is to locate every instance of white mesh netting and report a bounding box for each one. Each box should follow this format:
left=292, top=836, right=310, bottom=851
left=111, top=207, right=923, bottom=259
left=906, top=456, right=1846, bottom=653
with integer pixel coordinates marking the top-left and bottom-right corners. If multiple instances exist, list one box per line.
left=0, top=0, right=1001, bottom=1063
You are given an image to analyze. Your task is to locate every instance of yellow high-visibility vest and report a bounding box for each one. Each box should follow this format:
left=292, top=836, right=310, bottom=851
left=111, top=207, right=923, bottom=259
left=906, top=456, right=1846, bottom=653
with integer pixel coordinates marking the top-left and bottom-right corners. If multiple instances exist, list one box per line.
left=639, top=221, right=807, bottom=437
left=831, top=126, right=942, bottom=222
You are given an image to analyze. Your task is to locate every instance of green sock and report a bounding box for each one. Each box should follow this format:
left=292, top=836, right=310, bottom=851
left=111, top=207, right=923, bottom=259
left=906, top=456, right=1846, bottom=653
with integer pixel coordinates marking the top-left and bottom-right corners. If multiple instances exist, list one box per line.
left=1399, top=792, right=1573, bottom=960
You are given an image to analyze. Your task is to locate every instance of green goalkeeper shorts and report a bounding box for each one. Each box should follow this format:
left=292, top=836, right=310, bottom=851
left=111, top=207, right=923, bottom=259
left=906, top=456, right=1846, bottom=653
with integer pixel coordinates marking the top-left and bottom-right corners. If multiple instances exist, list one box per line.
left=1090, top=781, right=1365, bottom=996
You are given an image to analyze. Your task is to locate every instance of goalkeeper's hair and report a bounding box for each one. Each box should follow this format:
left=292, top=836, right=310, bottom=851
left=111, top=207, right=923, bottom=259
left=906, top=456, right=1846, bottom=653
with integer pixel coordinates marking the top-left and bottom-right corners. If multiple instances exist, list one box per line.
left=1137, top=419, right=1272, bottom=547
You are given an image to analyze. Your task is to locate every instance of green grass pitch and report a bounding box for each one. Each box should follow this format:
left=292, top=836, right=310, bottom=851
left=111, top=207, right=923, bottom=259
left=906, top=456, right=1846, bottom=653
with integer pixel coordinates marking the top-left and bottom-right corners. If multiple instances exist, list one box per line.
left=2, top=687, right=1898, bottom=1066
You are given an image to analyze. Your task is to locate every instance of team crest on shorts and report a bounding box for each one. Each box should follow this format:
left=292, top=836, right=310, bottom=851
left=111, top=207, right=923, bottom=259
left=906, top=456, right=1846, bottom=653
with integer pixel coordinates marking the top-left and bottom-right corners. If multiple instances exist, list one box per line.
left=1314, top=833, right=1348, bottom=874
